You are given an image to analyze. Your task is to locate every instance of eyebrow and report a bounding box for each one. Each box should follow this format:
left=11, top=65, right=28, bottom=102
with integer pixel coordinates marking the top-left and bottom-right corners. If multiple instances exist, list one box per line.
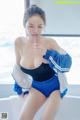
left=29, top=23, right=44, bottom=26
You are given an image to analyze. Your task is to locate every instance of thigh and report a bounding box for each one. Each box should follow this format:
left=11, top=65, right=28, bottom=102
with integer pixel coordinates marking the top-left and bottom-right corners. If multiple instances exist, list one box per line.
left=41, top=90, right=61, bottom=120
left=19, top=88, right=46, bottom=120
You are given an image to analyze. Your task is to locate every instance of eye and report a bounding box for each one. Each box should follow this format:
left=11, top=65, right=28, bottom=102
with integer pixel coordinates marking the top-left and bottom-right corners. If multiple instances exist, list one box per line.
left=38, top=26, right=43, bottom=28
left=29, top=25, right=34, bottom=28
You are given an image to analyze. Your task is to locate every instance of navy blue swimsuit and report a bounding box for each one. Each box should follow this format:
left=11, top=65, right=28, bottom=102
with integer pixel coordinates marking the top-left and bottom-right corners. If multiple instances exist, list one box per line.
left=20, top=63, right=60, bottom=97
left=20, top=63, right=55, bottom=81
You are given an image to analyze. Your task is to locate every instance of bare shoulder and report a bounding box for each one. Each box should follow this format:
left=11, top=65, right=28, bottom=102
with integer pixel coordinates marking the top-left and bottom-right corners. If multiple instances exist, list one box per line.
left=48, top=38, right=57, bottom=44
left=14, top=36, right=25, bottom=48
left=45, top=37, right=59, bottom=49
left=46, top=38, right=67, bottom=54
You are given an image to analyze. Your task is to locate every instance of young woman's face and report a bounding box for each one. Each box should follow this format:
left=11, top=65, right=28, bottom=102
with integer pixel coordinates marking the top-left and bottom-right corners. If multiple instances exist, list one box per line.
left=25, top=15, right=45, bottom=37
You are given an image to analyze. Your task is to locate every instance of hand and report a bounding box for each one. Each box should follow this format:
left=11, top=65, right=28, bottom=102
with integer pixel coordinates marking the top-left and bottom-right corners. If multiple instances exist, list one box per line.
left=19, top=93, right=28, bottom=100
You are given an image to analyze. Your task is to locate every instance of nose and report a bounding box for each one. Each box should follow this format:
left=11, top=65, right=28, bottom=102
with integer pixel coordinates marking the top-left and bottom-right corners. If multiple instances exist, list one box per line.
left=33, top=27, right=39, bottom=34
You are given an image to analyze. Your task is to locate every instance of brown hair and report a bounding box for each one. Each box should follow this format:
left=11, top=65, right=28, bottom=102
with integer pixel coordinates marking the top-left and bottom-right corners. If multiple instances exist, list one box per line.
left=23, top=5, right=46, bottom=27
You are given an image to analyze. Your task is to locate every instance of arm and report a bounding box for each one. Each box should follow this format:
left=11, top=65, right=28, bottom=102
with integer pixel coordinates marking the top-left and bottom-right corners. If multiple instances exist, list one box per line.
left=12, top=38, right=31, bottom=95
left=14, top=82, right=22, bottom=95
left=14, top=37, right=21, bottom=65
left=49, top=39, right=67, bottom=54
left=43, top=39, right=72, bottom=97
left=13, top=37, right=22, bottom=95
left=43, top=39, right=72, bottom=73
left=14, top=82, right=29, bottom=95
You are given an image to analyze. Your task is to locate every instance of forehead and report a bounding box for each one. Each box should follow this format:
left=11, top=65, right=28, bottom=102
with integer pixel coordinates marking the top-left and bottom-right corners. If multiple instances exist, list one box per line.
left=27, top=15, right=44, bottom=25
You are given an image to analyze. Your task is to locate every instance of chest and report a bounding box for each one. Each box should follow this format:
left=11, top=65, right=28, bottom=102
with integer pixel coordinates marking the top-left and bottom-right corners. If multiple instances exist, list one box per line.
left=21, top=43, right=47, bottom=61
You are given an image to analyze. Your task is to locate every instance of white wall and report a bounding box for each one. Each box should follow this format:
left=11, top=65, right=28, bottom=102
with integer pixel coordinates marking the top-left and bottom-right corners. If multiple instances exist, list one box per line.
left=30, top=0, right=80, bottom=35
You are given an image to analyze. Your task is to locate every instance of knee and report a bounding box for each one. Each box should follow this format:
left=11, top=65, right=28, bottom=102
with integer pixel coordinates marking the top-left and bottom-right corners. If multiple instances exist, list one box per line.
left=19, top=114, right=24, bottom=120
left=41, top=111, right=55, bottom=120
left=19, top=112, right=27, bottom=120
left=19, top=116, right=28, bottom=120
left=18, top=109, right=35, bottom=120
left=41, top=115, right=55, bottom=120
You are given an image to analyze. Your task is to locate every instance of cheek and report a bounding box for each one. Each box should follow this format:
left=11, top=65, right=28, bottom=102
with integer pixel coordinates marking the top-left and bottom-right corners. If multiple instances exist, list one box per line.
left=26, top=27, right=32, bottom=34
left=28, top=27, right=34, bottom=33
left=39, top=28, right=44, bottom=33
left=24, top=28, right=31, bottom=35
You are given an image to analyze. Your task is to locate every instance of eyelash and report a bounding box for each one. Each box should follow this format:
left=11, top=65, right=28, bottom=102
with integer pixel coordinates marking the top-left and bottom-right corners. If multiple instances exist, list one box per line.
left=38, top=26, right=42, bottom=28
left=29, top=26, right=33, bottom=28
left=29, top=26, right=42, bottom=28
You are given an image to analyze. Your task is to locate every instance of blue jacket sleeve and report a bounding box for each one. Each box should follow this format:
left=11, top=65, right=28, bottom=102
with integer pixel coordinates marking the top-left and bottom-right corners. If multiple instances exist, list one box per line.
left=13, top=82, right=22, bottom=95
left=43, top=49, right=72, bottom=72
left=13, top=82, right=29, bottom=95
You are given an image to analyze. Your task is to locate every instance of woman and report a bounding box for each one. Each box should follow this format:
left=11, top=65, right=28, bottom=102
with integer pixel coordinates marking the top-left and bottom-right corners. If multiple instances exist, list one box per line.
left=14, top=5, right=72, bottom=120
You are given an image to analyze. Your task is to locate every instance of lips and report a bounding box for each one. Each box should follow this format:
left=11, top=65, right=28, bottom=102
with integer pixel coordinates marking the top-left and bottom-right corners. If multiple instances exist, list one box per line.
left=32, top=34, right=38, bottom=36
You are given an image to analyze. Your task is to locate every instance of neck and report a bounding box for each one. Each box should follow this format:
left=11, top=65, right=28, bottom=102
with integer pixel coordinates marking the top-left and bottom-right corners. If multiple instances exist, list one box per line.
left=29, top=35, right=41, bottom=44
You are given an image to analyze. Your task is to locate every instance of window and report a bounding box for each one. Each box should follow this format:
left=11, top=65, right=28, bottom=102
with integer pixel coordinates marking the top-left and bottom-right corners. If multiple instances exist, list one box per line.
left=0, top=35, right=80, bottom=85
left=0, top=0, right=24, bottom=84
left=0, top=0, right=80, bottom=85
left=53, top=36, right=80, bottom=85
left=31, top=0, right=80, bottom=35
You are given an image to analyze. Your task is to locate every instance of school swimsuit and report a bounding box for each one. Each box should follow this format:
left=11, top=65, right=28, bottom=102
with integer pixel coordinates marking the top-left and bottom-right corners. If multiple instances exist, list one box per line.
left=14, top=49, right=72, bottom=98
left=21, top=63, right=62, bottom=98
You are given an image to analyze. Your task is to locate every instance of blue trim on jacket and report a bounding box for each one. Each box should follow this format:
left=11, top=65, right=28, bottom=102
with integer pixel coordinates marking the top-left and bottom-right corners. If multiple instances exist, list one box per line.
left=13, top=82, right=29, bottom=95
left=43, top=49, right=72, bottom=73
